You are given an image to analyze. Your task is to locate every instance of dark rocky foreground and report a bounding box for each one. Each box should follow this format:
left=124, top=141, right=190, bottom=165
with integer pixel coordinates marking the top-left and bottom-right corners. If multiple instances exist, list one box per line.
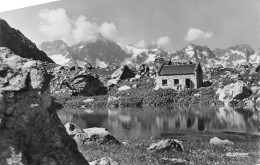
left=0, top=47, right=88, bottom=164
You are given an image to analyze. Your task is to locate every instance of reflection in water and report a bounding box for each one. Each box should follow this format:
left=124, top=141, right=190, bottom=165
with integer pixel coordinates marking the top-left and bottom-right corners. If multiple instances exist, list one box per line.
left=57, top=107, right=260, bottom=139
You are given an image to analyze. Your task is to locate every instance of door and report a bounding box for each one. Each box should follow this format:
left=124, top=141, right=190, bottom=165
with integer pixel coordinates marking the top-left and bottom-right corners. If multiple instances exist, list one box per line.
left=185, top=79, right=191, bottom=88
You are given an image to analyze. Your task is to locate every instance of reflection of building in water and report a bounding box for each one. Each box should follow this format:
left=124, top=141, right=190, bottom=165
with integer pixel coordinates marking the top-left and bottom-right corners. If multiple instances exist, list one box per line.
left=155, top=114, right=199, bottom=131
left=58, top=106, right=260, bottom=139
left=205, top=107, right=247, bottom=132
left=107, top=112, right=159, bottom=138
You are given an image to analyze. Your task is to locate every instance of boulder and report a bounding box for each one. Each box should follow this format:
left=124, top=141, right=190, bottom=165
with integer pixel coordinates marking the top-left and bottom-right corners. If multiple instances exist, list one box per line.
left=161, top=157, right=188, bottom=164
left=244, top=100, right=255, bottom=109
left=135, top=74, right=142, bottom=79
left=209, top=137, right=234, bottom=145
left=138, top=64, right=150, bottom=76
left=251, top=86, right=260, bottom=94
left=0, top=50, right=88, bottom=165
left=249, top=65, right=260, bottom=75
left=84, top=63, right=93, bottom=70
left=83, top=98, right=95, bottom=103
left=256, top=97, right=260, bottom=111
left=69, top=74, right=107, bottom=96
left=147, top=139, right=184, bottom=152
left=118, top=85, right=131, bottom=91
left=107, top=96, right=120, bottom=103
left=65, top=123, right=120, bottom=145
left=111, top=65, right=135, bottom=80
left=64, top=123, right=84, bottom=137
left=107, top=78, right=119, bottom=87
left=89, top=157, right=119, bottom=165
left=106, top=96, right=120, bottom=108
left=219, top=81, right=252, bottom=106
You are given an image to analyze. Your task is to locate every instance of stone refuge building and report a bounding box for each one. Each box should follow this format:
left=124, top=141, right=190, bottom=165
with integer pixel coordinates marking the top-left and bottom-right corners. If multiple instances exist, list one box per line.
left=155, top=63, right=203, bottom=90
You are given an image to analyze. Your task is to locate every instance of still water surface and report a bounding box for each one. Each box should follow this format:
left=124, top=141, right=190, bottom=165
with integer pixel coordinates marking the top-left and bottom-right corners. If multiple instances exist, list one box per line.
left=58, top=106, right=260, bottom=139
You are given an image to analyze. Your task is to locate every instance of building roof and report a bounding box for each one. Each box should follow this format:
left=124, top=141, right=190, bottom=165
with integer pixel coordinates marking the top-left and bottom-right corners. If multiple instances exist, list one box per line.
left=158, top=64, right=198, bottom=76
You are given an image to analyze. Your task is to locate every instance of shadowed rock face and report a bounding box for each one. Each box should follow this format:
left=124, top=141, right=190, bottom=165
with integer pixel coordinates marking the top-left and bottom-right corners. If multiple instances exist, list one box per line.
left=0, top=47, right=88, bottom=165
left=0, top=18, right=54, bottom=63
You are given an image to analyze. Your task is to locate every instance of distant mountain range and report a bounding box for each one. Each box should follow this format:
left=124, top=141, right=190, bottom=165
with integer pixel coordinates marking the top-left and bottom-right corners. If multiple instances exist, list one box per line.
left=0, top=18, right=259, bottom=68
left=0, top=18, right=54, bottom=63
left=39, top=38, right=176, bottom=67
left=39, top=38, right=260, bottom=68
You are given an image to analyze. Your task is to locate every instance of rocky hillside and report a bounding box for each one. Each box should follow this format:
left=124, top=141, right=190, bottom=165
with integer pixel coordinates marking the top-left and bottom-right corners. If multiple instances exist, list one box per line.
left=0, top=47, right=88, bottom=165
left=0, top=18, right=54, bottom=63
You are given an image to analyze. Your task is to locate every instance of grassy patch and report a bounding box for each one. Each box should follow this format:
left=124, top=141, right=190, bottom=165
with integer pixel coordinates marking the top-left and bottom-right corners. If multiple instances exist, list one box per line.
left=79, top=132, right=260, bottom=165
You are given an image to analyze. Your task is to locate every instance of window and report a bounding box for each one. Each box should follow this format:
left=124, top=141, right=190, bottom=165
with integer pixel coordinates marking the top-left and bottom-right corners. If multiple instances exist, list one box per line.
left=174, top=79, right=179, bottom=85
left=162, top=79, right=167, bottom=86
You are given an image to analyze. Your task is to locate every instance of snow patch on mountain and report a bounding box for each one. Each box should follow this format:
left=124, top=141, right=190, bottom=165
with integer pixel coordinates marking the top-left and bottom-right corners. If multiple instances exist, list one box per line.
left=96, top=58, right=108, bottom=68
left=231, top=50, right=246, bottom=58
left=48, top=54, right=71, bottom=66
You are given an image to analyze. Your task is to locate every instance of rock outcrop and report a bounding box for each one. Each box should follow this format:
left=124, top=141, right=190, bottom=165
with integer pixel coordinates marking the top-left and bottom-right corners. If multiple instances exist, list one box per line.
left=111, top=65, right=135, bottom=80
left=147, top=139, right=184, bottom=152
left=138, top=64, right=150, bottom=76
left=65, top=123, right=120, bottom=145
left=69, top=74, right=106, bottom=96
left=50, top=67, right=107, bottom=96
left=218, top=81, right=252, bottom=106
left=209, top=137, right=234, bottom=145
left=0, top=19, right=54, bottom=63
left=0, top=48, right=88, bottom=165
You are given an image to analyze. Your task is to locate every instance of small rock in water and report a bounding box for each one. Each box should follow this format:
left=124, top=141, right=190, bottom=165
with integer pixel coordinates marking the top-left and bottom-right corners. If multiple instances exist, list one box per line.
left=209, top=137, right=234, bottom=145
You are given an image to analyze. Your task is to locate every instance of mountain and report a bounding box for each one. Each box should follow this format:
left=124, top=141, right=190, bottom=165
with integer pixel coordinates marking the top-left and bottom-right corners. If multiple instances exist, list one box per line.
left=39, top=37, right=260, bottom=68
left=172, top=44, right=220, bottom=67
left=39, top=38, right=175, bottom=67
left=0, top=18, right=54, bottom=63
left=39, top=40, right=75, bottom=66
left=213, top=45, right=256, bottom=67
left=70, top=38, right=131, bottom=67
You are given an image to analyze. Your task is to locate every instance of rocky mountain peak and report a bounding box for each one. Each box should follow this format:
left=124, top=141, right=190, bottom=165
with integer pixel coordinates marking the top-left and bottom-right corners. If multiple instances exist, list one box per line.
left=0, top=18, right=54, bottom=63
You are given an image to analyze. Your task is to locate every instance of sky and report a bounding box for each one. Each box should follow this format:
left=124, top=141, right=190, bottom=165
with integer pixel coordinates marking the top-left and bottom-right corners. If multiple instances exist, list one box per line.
left=0, top=0, right=260, bottom=51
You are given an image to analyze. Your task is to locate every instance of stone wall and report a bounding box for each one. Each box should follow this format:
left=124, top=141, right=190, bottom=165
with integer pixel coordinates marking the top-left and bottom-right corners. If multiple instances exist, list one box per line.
left=156, top=74, right=197, bottom=90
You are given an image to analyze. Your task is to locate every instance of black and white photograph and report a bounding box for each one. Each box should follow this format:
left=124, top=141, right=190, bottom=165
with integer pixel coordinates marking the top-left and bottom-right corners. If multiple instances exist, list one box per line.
left=0, top=0, right=260, bottom=164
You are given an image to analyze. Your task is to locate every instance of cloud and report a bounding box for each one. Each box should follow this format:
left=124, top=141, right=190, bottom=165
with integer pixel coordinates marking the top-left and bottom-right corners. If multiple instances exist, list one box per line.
left=38, top=8, right=119, bottom=45
left=185, top=28, right=213, bottom=41
left=134, top=40, right=146, bottom=48
left=99, top=22, right=118, bottom=41
left=156, top=36, right=171, bottom=45
left=38, top=8, right=73, bottom=43
left=0, top=0, right=59, bottom=12
left=72, top=16, right=99, bottom=43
